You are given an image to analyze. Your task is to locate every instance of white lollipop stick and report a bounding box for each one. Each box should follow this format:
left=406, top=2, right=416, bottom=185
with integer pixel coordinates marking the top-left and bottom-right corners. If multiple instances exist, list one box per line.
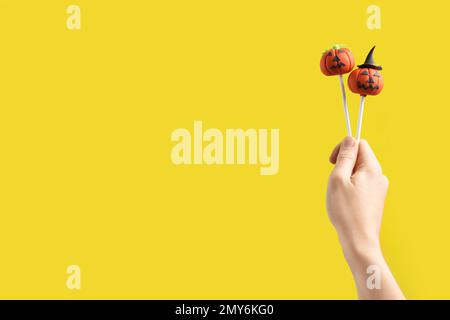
left=339, top=74, right=352, bottom=137
left=356, top=95, right=366, bottom=141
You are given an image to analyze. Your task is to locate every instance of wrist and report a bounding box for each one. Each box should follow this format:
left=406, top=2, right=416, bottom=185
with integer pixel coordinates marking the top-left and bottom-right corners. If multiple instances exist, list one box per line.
left=337, top=230, right=382, bottom=262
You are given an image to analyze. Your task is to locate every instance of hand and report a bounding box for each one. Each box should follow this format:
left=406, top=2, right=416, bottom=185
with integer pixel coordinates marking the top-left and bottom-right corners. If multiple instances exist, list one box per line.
left=326, top=137, right=404, bottom=299
left=326, top=137, right=388, bottom=253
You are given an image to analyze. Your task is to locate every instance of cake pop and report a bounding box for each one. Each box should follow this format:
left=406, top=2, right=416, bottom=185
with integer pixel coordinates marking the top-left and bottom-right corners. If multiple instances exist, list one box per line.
left=348, top=46, right=384, bottom=140
left=320, top=44, right=355, bottom=136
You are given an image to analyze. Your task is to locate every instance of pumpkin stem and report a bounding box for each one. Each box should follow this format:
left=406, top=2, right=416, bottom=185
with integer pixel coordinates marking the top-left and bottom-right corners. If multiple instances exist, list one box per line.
left=332, top=44, right=346, bottom=50
left=322, top=44, right=347, bottom=56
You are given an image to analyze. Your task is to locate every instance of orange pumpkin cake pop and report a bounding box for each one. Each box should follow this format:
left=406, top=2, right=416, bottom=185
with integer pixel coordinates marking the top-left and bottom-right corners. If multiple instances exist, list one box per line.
left=348, top=46, right=384, bottom=96
left=320, top=45, right=355, bottom=137
left=320, top=45, right=355, bottom=76
left=348, top=46, right=384, bottom=140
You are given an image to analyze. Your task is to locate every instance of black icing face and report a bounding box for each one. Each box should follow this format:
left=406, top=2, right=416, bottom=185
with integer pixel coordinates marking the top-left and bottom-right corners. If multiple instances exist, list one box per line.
left=320, top=48, right=355, bottom=75
left=328, top=50, right=347, bottom=70
left=352, top=68, right=383, bottom=95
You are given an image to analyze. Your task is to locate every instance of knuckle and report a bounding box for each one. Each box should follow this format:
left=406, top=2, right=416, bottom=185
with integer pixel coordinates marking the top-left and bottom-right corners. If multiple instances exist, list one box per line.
left=355, top=171, right=369, bottom=182
left=329, top=172, right=346, bottom=187
left=337, top=150, right=355, bottom=161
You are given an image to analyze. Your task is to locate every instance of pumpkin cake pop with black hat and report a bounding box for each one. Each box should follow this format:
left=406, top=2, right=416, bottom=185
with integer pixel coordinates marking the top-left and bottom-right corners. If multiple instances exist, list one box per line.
left=348, top=46, right=384, bottom=140
left=320, top=44, right=355, bottom=137
left=348, top=46, right=384, bottom=96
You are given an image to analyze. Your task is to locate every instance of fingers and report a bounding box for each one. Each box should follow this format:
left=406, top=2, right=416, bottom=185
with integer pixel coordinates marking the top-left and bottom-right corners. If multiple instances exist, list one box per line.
left=329, top=143, right=340, bottom=164
left=329, top=138, right=383, bottom=180
left=355, top=139, right=382, bottom=174
left=332, top=136, right=358, bottom=180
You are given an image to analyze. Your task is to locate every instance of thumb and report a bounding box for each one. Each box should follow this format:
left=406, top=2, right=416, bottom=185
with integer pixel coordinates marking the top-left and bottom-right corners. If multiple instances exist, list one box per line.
left=333, top=136, right=358, bottom=179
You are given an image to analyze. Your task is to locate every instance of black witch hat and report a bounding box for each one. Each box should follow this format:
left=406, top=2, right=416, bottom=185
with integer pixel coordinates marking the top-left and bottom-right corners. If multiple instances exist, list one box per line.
left=357, top=46, right=382, bottom=70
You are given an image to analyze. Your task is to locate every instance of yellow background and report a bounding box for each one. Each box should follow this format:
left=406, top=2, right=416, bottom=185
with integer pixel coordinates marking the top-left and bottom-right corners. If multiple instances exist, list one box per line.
left=0, top=0, right=448, bottom=299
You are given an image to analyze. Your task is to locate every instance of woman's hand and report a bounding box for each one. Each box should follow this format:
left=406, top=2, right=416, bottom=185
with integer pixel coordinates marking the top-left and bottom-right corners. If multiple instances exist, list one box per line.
left=326, top=137, right=405, bottom=300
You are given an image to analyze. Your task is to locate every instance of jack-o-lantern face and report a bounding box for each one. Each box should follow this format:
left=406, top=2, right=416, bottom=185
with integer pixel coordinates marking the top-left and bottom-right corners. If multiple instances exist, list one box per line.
left=347, top=46, right=384, bottom=96
left=348, top=68, right=384, bottom=96
left=320, top=46, right=355, bottom=76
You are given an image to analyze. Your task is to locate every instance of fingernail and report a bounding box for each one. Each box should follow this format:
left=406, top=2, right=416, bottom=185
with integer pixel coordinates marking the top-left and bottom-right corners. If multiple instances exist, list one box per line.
left=342, top=136, right=355, bottom=148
